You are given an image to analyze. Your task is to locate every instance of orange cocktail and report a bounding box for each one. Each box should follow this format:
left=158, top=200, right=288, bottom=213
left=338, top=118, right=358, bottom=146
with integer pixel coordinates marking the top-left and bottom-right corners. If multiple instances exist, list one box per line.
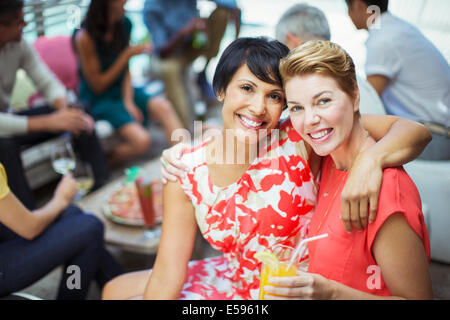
left=255, top=245, right=298, bottom=300
left=259, top=261, right=297, bottom=300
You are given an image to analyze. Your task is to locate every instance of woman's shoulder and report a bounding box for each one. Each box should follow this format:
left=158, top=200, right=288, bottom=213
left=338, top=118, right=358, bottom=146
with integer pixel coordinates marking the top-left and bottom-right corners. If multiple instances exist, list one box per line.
left=179, top=139, right=209, bottom=171
left=368, top=166, right=430, bottom=258
left=74, top=29, right=95, bottom=50
left=379, top=167, right=421, bottom=204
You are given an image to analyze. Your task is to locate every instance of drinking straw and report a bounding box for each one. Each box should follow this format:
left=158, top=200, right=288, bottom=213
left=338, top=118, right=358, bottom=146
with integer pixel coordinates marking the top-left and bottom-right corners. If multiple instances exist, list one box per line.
left=287, top=233, right=329, bottom=270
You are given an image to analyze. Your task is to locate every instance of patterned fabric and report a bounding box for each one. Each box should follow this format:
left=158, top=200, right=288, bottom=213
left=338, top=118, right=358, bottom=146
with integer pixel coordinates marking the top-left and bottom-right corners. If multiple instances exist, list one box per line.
left=178, top=119, right=317, bottom=300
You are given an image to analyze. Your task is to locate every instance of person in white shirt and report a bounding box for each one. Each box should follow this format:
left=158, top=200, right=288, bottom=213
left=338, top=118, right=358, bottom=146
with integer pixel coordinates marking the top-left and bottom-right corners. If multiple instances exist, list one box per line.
left=0, top=0, right=109, bottom=209
left=345, top=0, right=450, bottom=160
left=275, top=3, right=386, bottom=117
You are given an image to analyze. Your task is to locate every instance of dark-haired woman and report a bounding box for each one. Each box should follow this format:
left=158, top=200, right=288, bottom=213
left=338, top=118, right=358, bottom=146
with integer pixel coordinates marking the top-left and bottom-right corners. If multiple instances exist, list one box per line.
left=74, top=0, right=183, bottom=165
left=101, top=37, right=430, bottom=300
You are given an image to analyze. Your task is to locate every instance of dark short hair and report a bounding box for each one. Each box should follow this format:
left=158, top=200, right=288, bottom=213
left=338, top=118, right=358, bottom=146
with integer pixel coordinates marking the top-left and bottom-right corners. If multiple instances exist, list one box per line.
left=212, top=37, right=290, bottom=96
left=0, top=0, right=24, bottom=25
left=346, top=0, right=389, bottom=13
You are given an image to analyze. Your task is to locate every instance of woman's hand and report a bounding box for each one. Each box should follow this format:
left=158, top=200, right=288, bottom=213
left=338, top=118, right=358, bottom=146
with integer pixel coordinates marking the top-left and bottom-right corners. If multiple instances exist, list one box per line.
left=160, top=143, right=190, bottom=184
left=341, top=148, right=383, bottom=232
left=264, top=271, right=335, bottom=300
left=126, top=43, right=153, bottom=59
left=53, top=173, right=78, bottom=207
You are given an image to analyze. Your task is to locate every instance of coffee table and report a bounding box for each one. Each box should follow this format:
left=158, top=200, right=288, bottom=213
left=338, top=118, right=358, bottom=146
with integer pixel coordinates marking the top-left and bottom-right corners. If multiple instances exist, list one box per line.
left=76, top=159, right=162, bottom=255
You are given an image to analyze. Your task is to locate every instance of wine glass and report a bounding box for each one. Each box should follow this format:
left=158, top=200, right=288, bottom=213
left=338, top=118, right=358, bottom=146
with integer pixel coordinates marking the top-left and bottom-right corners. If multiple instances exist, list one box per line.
left=73, top=161, right=94, bottom=198
left=51, top=141, right=76, bottom=175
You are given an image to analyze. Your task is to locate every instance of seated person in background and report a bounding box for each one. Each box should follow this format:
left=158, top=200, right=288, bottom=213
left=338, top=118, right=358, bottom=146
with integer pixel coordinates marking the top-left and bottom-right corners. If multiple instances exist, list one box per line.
left=143, top=0, right=241, bottom=127
left=264, top=40, right=432, bottom=299
left=74, top=0, right=183, bottom=166
left=0, top=164, right=123, bottom=300
left=346, top=0, right=450, bottom=160
left=275, top=2, right=385, bottom=116
left=0, top=0, right=110, bottom=210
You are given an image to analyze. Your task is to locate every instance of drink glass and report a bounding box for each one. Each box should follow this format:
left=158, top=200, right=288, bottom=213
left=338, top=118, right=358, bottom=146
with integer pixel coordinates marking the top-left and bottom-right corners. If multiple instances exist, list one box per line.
left=135, top=174, right=160, bottom=240
left=73, top=161, right=94, bottom=197
left=51, top=141, right=76, bottom=175
left=258, top=244, right=298, bottom=300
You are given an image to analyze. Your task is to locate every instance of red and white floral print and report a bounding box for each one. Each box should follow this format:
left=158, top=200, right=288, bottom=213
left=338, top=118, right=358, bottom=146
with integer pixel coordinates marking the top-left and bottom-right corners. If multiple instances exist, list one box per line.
left=178, top=119, right=317, bottom=300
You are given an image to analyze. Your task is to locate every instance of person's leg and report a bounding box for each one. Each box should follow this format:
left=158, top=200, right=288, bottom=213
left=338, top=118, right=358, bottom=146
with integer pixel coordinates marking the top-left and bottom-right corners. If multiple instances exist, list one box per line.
left=71, top=130, right=111, bottom=190
left=93, top=247, right=125, bottom=289
left=101, top=269, right=151, bottom=300
left=148, top=96, right=184, bottom=146
left=134, top=88, right=184, bottom=146
left=91, top=100, right=152, bottom=166
left=204, top=7, right=230, bottom=63
left=160, top=58, right=192, bottom=128
left=0, top=205, right=122, bottom=299
left=110, top=123, right=152, bottom=166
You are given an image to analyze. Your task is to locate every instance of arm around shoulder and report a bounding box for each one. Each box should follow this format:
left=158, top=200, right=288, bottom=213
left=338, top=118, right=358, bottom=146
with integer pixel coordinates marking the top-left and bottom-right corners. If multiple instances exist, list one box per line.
left=143, top=180, right=197, bottom=299
left=360, top=114, right=431, bottom=168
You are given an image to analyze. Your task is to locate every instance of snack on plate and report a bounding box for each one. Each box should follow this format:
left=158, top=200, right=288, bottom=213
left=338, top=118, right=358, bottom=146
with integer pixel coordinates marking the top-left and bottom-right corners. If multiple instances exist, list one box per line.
left=105, top=180, right=163, bottom=225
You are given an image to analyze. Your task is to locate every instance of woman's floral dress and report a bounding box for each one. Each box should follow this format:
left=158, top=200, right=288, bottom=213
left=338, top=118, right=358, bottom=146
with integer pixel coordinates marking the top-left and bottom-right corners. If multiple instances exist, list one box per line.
left=178, top=119, right=317, bottom=299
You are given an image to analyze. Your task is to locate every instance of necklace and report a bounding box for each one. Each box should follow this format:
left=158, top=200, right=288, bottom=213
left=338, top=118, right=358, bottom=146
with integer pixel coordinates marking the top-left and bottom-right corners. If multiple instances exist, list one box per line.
left=313, top=129, right=370, bottom=235
left=314, top=163, right=347, bottom=235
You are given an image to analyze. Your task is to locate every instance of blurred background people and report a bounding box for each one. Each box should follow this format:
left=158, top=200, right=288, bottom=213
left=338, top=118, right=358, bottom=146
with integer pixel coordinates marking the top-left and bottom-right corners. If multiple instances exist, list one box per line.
left=0, top=169, right=123, bottom=300
left=74, top=0, right=183, bottom=166
left=0, top=0, right=110, bottom=210
left=345, top=0, right=450, bottom=160
left=143, top=0, right=241, bottom=127
left=275, top=3, right=385, bottom=116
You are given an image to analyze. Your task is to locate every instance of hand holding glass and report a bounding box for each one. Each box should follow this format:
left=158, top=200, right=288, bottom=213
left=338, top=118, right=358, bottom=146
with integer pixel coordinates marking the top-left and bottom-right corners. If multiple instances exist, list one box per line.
left=51, top=142, right=76, bottom=175
left=73, top=161, right=94, bottom=197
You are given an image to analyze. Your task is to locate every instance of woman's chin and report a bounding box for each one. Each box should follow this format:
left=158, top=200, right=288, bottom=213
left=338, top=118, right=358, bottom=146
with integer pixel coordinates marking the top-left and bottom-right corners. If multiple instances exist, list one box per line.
left=308, top=143, right=334, bottom=157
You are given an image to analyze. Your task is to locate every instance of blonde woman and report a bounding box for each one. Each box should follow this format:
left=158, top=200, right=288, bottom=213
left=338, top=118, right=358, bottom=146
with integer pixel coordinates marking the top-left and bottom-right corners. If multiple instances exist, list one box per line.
left=264, top=40, right=432, bottom=299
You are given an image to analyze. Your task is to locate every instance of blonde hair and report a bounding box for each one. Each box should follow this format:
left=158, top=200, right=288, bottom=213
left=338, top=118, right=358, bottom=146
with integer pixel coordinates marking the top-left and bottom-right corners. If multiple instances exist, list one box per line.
left=279, top=40, right=358, bottom=101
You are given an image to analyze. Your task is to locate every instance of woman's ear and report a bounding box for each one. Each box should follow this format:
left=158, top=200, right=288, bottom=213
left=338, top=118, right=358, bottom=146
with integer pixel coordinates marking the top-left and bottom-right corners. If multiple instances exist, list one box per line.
left=217, top=90, right=225, bottom=102
left=353, top=88, right=361, bottom=113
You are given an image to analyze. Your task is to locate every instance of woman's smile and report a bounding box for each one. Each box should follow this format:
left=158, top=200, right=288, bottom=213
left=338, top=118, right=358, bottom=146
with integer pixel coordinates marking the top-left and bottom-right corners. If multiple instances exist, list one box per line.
left=307, top=127, right=334, bottom=143
left=236, top=113, right=267, bottom=130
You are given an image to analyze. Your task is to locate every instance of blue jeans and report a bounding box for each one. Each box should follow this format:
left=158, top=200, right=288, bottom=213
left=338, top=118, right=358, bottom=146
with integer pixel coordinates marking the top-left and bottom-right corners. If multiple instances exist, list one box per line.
left=0, top=205, right=123, bottom=299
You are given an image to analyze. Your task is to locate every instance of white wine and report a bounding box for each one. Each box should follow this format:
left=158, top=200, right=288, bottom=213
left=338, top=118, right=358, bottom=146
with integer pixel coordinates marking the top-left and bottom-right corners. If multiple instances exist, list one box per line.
left=75, top=177, right=94, bottom=196
left=52, top=158, right=76, bottom=175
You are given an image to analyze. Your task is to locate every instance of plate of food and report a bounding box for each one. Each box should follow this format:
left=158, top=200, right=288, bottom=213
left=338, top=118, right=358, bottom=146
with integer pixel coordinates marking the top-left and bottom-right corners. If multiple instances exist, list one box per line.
left=102, top=180, right=163, bottom=227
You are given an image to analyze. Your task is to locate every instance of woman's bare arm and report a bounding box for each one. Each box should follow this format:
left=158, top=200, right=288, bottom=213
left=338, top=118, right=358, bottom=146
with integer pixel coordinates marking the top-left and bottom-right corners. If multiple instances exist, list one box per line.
left=143, top=180, right=198, bottom=299
left=332, top=213, right=432, bottom=299
left=338, top=115, right=431, bottom=232
left=360, top=114, right=431, bottom=167
left=0, top=175, right=77, bottom=240
left=74, top=30, right=132, bottom=94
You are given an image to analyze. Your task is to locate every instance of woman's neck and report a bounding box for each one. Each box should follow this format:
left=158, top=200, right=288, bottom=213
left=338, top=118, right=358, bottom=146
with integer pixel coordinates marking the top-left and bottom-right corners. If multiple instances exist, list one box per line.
left=208, top=130, right=260, bottom=166
left=330, top=120, right=369, bottom=171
